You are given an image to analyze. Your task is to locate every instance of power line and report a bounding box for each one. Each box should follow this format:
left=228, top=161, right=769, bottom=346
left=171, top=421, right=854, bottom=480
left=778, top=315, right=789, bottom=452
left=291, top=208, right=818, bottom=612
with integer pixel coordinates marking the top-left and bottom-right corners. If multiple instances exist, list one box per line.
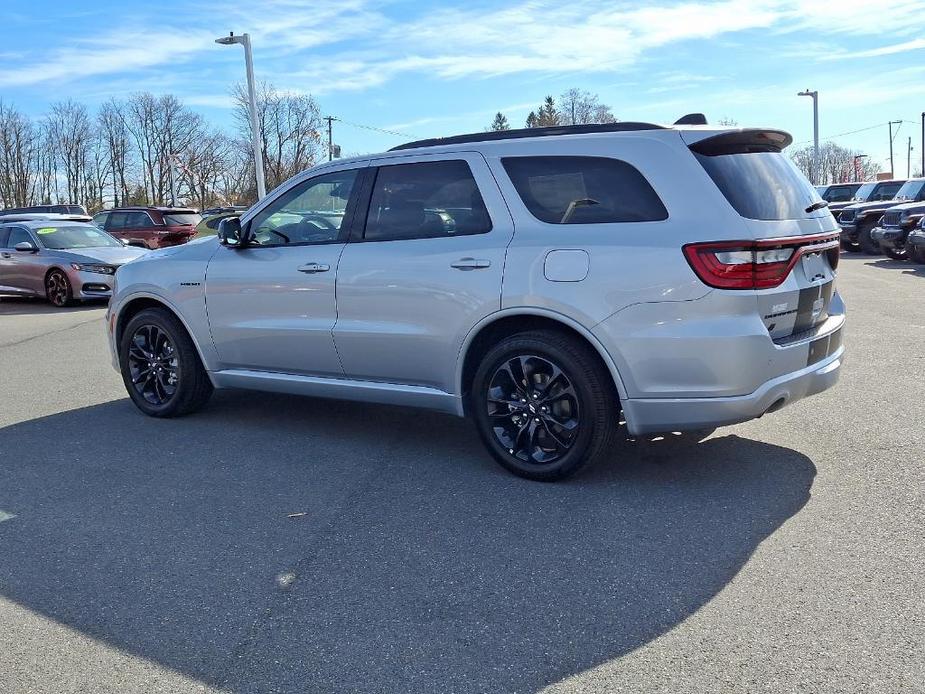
left=334, top=118, right=419, bottom=140
left=792, top=122, right=891, bottom=147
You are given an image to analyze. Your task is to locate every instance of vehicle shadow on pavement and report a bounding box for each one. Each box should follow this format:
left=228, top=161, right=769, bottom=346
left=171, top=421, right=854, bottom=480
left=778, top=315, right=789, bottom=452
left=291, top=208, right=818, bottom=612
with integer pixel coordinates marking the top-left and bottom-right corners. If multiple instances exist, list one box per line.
left=0, top=296, right=107, bottom=315
left=0, top=392, right=816, bottom=693
left=864, top=258, right=925, bottom=276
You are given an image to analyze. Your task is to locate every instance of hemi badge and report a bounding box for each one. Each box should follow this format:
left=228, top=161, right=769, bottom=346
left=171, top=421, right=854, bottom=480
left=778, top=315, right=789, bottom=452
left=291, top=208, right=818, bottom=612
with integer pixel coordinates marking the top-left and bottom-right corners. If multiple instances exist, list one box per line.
left=771, top=302, right=789, bottom=313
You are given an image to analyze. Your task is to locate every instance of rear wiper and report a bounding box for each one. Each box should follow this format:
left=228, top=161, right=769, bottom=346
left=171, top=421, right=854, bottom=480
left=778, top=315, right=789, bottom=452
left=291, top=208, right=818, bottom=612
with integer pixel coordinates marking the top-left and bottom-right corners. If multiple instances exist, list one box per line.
left=560, top=198, right=600, bottom=223
left=805, top=200, right=829, bottom=213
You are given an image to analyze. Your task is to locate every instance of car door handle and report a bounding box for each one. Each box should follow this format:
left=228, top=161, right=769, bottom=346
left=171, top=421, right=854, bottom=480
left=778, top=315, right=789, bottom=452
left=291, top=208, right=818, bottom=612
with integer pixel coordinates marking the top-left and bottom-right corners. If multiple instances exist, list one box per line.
left=450, top=257, right=491, bottom=270
left=0, top=253, right=11, bottom=259
left=298, top=262, right=330, bottom=273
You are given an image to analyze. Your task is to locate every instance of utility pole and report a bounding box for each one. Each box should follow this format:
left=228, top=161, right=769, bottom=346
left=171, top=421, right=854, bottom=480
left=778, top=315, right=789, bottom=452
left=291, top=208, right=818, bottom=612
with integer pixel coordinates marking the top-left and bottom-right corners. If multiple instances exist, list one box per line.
left=921, top=112, right=924, bottom=176
left=324, top=116, right=337, bottom=162
left=908, top=136, right=913, bottom=178
left=888, top=120, right=902, bottom=177
left=798, top=90, right=819, bottom=184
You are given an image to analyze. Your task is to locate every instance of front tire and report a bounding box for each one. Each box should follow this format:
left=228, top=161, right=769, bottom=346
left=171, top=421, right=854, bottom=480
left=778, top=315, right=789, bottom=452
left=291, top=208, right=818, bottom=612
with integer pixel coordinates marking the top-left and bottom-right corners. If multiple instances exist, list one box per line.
left=907, top=243, right=925, bottom=264
left=45, top=269, right=74, bottom=307
left=119, top=308, right=213, bottom=417
left=840, top=239, right=861, bottom=252
left=859, top=223, right=881, bottom=255
left=471, top=330, right=619, bottom=481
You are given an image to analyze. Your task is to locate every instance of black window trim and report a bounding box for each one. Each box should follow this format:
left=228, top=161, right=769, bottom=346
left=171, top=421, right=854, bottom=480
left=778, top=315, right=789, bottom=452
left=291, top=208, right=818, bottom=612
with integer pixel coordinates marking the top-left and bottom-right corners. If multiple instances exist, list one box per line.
left=350, top=159, right=494, bottom=244
left=501, top=154, right=670, bottom=226
left=239, top=167, right=366, bottom=250
left=7, top=225, right=38, bottom=248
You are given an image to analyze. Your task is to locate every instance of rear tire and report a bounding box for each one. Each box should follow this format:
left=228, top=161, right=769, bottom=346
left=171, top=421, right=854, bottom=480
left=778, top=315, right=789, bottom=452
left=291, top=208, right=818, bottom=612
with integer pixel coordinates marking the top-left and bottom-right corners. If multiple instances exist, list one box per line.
left=471, top=330, right=619, bottom=481
left=120, top=308, right=213, bottom=417
left=859, top=223, right=881, bottom=255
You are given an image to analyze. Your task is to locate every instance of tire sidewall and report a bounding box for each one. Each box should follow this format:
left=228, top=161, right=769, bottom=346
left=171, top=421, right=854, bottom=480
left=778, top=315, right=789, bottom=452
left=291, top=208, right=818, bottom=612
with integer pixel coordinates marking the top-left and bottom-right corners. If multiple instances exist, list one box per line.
left=472, top=336, right=600, bottom=480
left=119, top=310, right=186, bottom=416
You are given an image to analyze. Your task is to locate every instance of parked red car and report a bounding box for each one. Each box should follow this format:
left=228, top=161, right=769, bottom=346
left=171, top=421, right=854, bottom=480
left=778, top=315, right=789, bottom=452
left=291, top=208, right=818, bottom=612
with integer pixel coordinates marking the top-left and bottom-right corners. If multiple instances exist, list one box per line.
left=91, top=207, right=202, bottom=249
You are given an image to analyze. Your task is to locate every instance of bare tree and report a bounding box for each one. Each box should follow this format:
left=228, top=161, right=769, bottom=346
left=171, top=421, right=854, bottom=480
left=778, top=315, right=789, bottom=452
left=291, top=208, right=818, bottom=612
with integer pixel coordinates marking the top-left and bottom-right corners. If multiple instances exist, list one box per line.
left=558, top=89, right=617, bottom=125
left=0, top=100, right=40, bottom=207
left=45, top=99, right=95, bottom=206
left=233, top=82, right=322, bottom=191
left=791, top=142, right=880, bottom=183
left=98, top=99, right=132, bottom=206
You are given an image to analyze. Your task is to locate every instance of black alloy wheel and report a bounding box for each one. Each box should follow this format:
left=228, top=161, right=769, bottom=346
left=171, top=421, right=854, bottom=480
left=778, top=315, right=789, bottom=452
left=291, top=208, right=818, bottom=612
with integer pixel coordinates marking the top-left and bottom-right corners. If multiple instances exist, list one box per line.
left=127, top=324, right=179, bottom=406
left=45, top=270, right=73, bottom=307
left=472, top=330, right=619, bottom=481
left=487, top=355, right=580, bottom=465
left=859, top=223, right=881, bottom=255
left=884, top=242, right=908, bottom=260
left=119, top=308, right=213, bottom=417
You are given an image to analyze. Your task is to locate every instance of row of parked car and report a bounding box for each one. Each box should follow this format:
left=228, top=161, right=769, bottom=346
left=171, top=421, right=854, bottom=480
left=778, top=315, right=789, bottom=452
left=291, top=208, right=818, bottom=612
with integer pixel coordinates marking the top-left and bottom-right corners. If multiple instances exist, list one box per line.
left=0, top=204, right=249, bottom=306
left=816, top=178, right=925, bottom=261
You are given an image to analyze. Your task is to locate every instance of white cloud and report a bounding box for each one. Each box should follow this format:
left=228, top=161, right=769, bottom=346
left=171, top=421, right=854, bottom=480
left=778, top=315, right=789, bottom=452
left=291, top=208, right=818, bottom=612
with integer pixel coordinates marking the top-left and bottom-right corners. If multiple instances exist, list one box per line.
left=3, top=0, right=924, bottom=94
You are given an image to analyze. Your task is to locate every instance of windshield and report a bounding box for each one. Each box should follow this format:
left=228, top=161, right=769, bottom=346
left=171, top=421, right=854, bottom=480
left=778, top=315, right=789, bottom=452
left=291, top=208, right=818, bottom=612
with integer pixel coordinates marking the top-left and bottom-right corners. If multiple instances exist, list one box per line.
left=163, top=213, right=202, bottom=226
left=35, top=224, right=124, bottom=249
left=893, top=180, right=925, bottom=201
left=852, top=183, right=876, bottom=201
left=694, top=150, right=821, bottom=220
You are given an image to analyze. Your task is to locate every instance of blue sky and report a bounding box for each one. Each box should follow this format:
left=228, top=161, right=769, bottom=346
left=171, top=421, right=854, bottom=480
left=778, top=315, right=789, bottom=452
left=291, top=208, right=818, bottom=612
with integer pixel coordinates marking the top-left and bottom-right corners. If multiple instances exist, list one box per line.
left=2, top=0, right=925, bottom=175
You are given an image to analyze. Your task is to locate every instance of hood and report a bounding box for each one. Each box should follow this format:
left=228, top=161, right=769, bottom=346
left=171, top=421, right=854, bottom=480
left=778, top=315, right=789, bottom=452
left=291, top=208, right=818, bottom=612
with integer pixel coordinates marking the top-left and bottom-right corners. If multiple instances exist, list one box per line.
left=841, top=200, right=902, bottom=214
left=52, top=246, right=149, bottom=265
left=884, top=201, right=925, bottom=215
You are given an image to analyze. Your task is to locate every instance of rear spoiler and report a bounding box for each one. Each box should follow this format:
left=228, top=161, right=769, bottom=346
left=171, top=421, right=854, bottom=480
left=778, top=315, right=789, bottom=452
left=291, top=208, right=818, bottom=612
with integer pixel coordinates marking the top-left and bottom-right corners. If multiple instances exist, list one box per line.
left=686, top=129, right=793, bottom=156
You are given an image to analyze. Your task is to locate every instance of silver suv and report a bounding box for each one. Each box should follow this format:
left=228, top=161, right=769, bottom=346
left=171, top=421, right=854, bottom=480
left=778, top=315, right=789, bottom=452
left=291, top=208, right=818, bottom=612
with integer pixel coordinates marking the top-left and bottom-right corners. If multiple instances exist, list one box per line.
left=107, top=122, right=845, bottom=480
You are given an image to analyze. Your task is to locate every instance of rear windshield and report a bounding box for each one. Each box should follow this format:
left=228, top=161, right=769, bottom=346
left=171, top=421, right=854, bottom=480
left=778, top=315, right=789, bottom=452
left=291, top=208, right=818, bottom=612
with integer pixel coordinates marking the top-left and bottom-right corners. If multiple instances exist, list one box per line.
left=34, top=224, right=123, bottom=249
left=163, top=213, right=201, bottom=226
left=693, top=150, right=820, bottom=220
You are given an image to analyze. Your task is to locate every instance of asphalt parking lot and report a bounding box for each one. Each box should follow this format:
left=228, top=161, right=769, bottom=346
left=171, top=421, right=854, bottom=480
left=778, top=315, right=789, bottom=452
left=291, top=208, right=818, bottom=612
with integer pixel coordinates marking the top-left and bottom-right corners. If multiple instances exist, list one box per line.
left=0, top=255, right=923, bottom=694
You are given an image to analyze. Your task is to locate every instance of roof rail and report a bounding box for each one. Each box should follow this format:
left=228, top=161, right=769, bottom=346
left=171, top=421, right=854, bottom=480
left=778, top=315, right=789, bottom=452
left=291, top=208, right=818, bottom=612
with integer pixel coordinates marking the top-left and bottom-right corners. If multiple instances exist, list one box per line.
left=389, top=122, right=667, bottom=152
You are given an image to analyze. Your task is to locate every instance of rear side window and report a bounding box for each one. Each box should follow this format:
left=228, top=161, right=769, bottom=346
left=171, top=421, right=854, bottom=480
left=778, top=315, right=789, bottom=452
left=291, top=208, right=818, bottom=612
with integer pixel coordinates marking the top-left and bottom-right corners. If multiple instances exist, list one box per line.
left=693, top=150, right=820, bottom=220
left=364, top=160, right=492, bottom=241
left=501, top=156, right=667, bottom=224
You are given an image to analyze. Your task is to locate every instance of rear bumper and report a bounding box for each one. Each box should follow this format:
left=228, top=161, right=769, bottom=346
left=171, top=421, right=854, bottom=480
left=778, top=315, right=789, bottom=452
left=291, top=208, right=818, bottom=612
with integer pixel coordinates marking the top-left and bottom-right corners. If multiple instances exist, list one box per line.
left=623, top=339, right=843, bottom=435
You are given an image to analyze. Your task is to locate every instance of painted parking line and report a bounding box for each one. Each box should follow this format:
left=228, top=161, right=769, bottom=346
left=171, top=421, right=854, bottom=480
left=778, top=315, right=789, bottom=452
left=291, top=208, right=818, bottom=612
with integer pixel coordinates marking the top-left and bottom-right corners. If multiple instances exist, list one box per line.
left=0, top=510, right=16, bottom=523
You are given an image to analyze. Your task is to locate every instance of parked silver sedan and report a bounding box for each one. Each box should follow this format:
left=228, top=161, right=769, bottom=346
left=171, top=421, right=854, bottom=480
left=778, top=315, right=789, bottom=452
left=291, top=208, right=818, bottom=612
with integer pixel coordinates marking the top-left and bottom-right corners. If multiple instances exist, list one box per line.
left=0, top=220, right=147, bottom=306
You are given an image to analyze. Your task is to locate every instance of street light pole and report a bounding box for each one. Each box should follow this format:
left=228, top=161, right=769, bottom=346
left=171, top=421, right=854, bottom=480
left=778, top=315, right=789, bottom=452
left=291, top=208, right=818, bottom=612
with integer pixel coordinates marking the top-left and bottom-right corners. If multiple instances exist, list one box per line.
left=888, top=120, right=902, bottom=178
left=798, top=90, right=819, bottom=184
left=215, top=32, right=267, bottom=200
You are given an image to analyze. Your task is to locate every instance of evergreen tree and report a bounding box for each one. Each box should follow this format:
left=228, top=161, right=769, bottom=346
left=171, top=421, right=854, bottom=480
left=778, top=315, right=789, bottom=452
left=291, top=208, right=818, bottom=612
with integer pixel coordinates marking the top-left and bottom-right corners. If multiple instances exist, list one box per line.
left=489, top=112, right=510, bottom=131
left=536, top=96, right=559, bottom=127
left=525, top=111, right=538, bottom=128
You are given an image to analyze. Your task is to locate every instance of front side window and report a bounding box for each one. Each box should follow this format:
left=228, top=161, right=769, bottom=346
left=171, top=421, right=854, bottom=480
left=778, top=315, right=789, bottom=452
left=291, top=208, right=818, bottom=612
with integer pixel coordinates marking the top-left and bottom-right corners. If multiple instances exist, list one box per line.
left=124, top=211, right=154, bottom=228
left=8, top=227, right=34, bottom=247
left=825, top=186, right=855, bottom=202
left=249, top=169, right=358, bottom=246
left=502, top=156, right=667, bottom=224
left=364, top=160, right=492, bottom=241
left=873, top=182, right=903, bottom=200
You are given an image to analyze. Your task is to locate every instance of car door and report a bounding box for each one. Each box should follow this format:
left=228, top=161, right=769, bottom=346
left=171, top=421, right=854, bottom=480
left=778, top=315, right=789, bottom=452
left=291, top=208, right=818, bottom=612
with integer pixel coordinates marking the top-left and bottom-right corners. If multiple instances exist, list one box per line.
left=124, top=211, right=159, bottom=248
left=0, top=226, right=17, bottom=293
left=205, top=165, right=366, bottom=376
left=1, top=226, right=43, bottom=294
left=333, top=153, right=514, bottom=393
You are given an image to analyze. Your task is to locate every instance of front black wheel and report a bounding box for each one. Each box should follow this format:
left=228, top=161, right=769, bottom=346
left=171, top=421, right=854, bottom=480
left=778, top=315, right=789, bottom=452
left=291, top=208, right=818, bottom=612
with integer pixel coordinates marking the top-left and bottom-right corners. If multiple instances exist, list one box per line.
left=884, top=244, right=908, bottom=260
left=120, top=308, right=213, bottom=417
left=472, top=330, right=619, bottom=481
left=907, top=244, right=925, bottom=264
left=45, top=269, right=74, bottom=307
left=840, top=239, right=861, bottom=253
left=859, top=223, right=881, bottom=255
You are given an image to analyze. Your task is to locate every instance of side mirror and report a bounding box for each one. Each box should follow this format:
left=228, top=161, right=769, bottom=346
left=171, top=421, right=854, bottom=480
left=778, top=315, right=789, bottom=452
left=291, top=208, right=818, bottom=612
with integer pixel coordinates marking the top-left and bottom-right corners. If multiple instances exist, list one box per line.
left=218, top=216, right=246, bottom=247
left=14, top=241, right=38, bottom=253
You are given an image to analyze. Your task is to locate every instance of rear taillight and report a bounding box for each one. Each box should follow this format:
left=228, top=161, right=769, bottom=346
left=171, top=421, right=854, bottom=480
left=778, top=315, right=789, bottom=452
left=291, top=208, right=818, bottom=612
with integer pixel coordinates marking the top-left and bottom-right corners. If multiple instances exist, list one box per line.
left=683, top=233, right=840, bottom=290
